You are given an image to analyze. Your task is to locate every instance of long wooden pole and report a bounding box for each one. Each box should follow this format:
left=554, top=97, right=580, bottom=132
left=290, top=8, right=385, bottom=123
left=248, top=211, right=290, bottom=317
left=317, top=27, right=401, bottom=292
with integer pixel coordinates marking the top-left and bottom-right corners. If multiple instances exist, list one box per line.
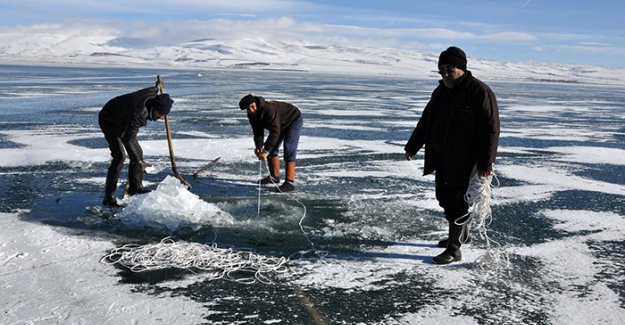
left=157, top=74, right=191, bottom=188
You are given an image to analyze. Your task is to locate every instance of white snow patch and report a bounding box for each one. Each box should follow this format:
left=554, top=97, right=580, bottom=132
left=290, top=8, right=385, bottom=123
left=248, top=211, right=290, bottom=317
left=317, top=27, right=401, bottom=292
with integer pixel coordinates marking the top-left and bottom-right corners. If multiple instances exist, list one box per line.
left=0, top=212, right=206, bottom=324
left=117, top=176, right=234, bottom=232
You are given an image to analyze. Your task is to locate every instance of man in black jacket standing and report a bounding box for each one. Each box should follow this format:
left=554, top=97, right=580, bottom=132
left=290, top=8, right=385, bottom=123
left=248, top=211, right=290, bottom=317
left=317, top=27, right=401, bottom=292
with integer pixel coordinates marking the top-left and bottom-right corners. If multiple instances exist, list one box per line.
left=99, top=85, right=174, bottom=207
left=405, top=46, right=500, bottom=264
left=239, top=94, right=303, bottom=193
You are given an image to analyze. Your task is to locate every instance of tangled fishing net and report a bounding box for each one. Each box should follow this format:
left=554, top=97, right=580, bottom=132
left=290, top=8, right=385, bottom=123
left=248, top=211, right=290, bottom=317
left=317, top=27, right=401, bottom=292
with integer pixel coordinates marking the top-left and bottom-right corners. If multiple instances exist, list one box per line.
left=463, top=170, right=510, bottom=273
left=103, top=237, right=290, bottom=284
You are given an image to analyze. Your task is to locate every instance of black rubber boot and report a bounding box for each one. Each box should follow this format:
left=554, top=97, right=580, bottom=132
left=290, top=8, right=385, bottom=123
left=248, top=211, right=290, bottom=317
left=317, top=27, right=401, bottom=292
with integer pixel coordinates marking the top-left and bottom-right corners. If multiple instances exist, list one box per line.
left=126, top=161, right=151, bottom=195
left=433, top=222, right=464, bottom=265
left=103, top=193, right=121, bottom=207
left=103, top=169, right=121, bottom=207
left=259, top=156, right=281, bottom=185
left=277, top=181, right=295, bottom=193
left=437, top=223, right=471, bottom=248
left=259, top=175, right=280, bottom=185
left=276, top=162, right=296, bottom=193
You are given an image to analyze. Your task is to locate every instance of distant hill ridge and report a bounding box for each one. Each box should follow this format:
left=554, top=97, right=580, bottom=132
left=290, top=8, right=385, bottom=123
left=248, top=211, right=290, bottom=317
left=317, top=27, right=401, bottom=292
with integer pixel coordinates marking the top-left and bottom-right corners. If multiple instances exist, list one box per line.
left=1, top=29, right=624, bottom=85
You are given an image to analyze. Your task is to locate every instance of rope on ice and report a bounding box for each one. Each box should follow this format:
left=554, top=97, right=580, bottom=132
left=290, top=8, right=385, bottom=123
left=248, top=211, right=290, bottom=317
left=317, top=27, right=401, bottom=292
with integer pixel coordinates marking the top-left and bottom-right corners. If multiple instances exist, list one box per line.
left=102, top=237, right=289, bottom=284
left=257, top=160, right=262, bottom=217
left=262, top=160, right=327, bottom=261
left=463, top=170, right=510, bottom=272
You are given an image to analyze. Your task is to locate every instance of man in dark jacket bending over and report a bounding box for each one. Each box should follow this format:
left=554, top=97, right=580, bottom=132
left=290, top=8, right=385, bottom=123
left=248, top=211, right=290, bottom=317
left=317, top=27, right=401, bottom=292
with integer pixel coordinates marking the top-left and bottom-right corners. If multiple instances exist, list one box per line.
left=239, top=94, right=303, bottom=193
left=99, top=85, right=174, bottom=207
left=405, top=46, right=500, bottom=264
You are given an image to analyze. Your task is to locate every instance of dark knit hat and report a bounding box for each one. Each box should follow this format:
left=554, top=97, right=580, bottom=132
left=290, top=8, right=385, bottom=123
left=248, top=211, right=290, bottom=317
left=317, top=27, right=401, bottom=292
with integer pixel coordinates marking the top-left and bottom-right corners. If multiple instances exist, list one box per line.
left=149, top=93, right=174, bottom=115
left=438, top=46, right=467, bottom=71
left=239, top=94, right=255, bottom=110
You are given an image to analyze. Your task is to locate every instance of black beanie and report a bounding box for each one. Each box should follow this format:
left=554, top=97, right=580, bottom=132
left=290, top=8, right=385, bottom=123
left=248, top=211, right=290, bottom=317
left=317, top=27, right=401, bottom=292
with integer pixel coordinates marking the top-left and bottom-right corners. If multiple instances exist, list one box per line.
left=239, top=94, right=255, bottom=110
left=438, top=46, right=467, bottom=71
left=151, top=93, right=174, bottom=115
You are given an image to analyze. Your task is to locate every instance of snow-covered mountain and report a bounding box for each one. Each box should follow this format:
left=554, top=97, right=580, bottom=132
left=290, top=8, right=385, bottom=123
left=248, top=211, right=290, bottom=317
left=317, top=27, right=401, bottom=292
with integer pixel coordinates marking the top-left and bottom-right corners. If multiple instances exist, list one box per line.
left=2, top=26, right=624, bottom=85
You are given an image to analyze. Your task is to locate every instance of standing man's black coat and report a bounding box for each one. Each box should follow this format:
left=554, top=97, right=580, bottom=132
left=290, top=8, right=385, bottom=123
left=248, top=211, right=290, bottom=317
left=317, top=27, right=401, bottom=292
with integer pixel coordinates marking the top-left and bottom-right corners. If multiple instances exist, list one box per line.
left=405, top=71, right=500, bottom=186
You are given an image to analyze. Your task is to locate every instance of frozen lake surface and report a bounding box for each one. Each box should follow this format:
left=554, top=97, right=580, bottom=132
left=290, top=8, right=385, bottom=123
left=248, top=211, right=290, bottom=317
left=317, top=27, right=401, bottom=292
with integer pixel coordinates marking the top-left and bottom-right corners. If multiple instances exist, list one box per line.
left=1, top=64, right=625, bottom=324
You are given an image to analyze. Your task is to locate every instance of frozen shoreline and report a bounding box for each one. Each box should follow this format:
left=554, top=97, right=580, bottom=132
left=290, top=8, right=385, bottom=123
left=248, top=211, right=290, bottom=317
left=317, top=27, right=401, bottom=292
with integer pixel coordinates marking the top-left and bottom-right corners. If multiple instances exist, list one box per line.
left=2, top=58, right=624, bottom=88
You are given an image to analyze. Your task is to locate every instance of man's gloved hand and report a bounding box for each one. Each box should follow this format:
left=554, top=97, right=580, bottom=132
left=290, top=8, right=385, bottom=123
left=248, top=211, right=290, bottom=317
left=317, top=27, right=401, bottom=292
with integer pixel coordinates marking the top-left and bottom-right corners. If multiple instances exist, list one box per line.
left=255, top=148, right=269, bottom=161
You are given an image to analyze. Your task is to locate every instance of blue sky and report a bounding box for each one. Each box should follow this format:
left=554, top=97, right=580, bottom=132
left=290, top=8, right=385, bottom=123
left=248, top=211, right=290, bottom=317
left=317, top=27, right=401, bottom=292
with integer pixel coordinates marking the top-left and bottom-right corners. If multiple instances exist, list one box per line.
left=1, top=0, right=624, bottom=67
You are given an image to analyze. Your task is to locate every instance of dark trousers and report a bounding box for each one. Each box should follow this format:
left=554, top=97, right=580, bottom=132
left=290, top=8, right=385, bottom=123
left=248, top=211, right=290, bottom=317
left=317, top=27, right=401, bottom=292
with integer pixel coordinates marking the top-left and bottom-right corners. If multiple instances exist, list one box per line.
left=435, top=173, right=470, bottom=253
left=435, top=173, right=470, bottom=222
left=269, top=114, right=303, bottom=162
left=99, top=122, right=143, bottom=195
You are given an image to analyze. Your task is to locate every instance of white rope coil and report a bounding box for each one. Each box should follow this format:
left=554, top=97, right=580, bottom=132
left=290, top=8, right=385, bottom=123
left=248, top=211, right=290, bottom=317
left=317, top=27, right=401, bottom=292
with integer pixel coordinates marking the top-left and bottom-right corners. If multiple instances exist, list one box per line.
left=103, top=237, right=290, bottom=284
left=464, top=172, right=495, bottom=229
left=463, top=171, right=510, bottom=273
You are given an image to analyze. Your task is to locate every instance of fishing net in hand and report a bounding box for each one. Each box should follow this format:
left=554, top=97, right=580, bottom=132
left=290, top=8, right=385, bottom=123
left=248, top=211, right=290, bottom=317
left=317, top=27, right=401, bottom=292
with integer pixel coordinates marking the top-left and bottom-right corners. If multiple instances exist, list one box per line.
left=464, top=171, right=510, bottom=272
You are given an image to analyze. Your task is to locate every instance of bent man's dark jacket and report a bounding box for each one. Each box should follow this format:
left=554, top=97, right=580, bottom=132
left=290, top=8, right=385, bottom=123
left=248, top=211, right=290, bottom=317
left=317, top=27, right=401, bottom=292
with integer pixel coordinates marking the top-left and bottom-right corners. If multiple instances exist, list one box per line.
left=247, top=96, right=301, bottom=152
left=98, top=86, right=158, bottom=162
left=405, top=71, right=500, bottom=186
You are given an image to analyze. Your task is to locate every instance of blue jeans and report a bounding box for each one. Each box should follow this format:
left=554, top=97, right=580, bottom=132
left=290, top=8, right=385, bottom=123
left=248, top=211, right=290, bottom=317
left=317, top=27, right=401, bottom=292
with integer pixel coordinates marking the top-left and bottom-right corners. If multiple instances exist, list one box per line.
left=269, top=114, right=303, bottom=162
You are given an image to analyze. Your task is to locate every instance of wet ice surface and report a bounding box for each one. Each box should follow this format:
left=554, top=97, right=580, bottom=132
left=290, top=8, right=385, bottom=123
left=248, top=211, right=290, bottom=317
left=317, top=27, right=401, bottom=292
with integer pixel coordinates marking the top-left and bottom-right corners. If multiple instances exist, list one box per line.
left=1, top=64, right=625, bottom=324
